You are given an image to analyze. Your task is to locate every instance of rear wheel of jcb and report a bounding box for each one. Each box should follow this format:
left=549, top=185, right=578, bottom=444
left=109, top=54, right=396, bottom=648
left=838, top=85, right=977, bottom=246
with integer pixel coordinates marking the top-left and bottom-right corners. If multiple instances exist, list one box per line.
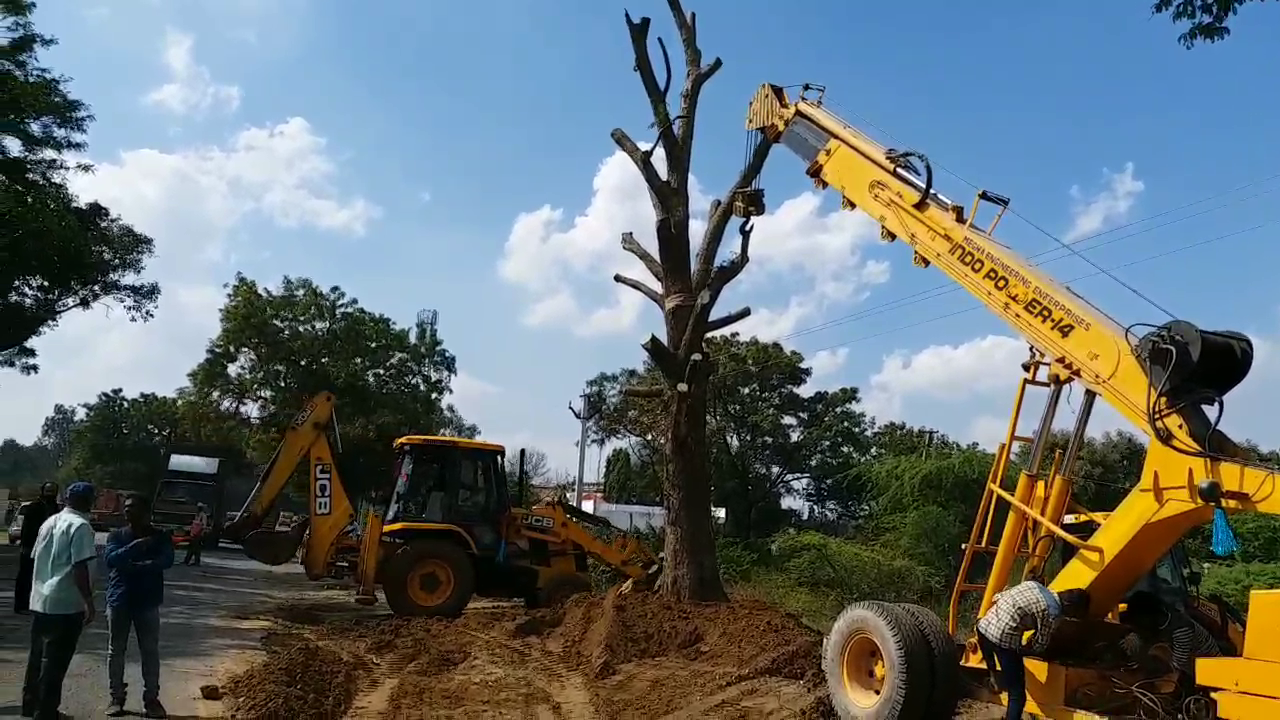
left=383, top=540, right=475, bottom=617
left=822, top=601, right=932, bottom=720
left=897, top=603, right=961, bottom=719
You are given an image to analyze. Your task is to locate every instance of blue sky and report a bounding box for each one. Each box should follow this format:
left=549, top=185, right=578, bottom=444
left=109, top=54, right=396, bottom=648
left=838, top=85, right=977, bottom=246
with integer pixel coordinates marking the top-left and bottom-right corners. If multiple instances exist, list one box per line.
left=6, top=0, right=1280, bottom=475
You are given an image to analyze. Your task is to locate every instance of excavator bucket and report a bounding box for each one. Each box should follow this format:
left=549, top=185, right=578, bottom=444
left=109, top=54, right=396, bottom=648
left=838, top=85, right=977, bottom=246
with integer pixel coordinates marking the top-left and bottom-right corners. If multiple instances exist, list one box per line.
left=240, top=521, right=309, bottom=566
left=621, top=553, right=664, bottom=595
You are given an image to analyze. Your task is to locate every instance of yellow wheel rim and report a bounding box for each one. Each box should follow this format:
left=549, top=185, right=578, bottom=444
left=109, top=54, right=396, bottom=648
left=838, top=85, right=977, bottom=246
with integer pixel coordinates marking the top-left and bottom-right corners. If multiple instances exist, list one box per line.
left=841, top=630, right=887, bottom=708
left=406, top=558, right=454, bottom=608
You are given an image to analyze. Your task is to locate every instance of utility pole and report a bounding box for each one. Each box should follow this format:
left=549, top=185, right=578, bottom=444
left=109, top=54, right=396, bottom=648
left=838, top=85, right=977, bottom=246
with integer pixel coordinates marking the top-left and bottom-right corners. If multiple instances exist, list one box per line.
left=569, top=391, right=602, bottom=508
left=922, top=429, right=939, bottom=459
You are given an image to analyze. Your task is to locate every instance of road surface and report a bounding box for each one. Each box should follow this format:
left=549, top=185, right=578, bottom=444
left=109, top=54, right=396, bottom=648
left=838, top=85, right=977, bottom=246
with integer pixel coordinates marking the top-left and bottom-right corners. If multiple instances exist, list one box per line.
left=0, top=537, right=313, bottom=719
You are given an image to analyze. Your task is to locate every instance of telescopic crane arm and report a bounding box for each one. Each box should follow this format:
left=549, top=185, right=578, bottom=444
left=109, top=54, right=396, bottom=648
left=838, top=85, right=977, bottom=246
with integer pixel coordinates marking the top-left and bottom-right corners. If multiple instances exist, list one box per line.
left=744, top=83, right=1278, bottom=609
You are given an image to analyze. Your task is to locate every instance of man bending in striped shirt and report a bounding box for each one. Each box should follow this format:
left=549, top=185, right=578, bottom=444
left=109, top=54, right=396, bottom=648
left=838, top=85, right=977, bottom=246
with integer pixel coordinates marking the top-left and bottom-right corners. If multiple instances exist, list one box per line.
left=1120, top=590, right=1223, bottom=690
left=977, top=580, right=1092, bottom=720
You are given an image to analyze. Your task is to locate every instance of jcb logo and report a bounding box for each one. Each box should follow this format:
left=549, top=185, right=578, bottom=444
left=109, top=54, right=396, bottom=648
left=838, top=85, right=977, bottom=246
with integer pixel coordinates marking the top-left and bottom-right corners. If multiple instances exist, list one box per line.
left=292, top=401, right=318, bottom=428
left=521, top=514, right=554, bottom=529
left=314, top=463, right=333, bottom=516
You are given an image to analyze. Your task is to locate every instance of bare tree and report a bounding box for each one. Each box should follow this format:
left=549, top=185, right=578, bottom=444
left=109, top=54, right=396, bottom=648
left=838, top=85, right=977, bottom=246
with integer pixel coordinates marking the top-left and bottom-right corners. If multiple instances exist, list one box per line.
left=609, top=0, right=773, bottom=601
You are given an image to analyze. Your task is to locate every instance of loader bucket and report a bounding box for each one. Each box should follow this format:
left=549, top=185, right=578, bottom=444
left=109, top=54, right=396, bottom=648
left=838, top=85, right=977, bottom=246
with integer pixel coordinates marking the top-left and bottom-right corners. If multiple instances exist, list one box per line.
left=241, top=522, right=308, bottom=566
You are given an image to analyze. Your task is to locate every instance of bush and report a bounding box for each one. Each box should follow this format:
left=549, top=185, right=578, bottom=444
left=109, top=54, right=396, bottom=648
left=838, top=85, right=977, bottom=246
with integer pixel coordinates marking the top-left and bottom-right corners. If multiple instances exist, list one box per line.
left=730, top=530, right=943, bottom=630
left=1201, top=561, right=1280, bottom=613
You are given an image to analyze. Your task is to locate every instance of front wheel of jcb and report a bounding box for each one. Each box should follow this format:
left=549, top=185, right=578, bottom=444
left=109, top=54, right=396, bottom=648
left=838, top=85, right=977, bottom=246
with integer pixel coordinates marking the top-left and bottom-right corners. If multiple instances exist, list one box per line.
left=382, top=539, right=476, bottom=617
left=822, top=600, right=932, bottom=720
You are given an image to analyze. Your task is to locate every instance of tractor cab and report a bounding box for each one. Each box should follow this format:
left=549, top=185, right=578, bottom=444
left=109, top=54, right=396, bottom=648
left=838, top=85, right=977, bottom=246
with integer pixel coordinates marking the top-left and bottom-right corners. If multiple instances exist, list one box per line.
left=384, top=436, right=512, bottom=553
left=1059, top=513, right=1245, bottom=653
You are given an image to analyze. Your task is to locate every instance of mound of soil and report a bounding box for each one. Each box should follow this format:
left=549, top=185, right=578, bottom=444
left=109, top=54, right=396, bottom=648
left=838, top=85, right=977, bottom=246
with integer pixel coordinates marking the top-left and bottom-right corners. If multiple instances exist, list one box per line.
left=559, top=588, right=823, bottom=682
left=222, top=630, right=365, bottom=720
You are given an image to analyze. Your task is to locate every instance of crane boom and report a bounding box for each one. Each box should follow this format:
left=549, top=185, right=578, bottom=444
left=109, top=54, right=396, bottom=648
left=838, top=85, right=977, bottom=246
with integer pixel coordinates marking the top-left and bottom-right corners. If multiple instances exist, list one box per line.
left=744, top=83, right=1276, bottom=607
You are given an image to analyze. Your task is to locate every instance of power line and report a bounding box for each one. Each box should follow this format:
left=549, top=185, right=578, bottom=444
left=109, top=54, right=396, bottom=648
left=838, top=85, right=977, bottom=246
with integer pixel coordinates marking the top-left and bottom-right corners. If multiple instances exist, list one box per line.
left=709, top=219, right=1277, bottom=384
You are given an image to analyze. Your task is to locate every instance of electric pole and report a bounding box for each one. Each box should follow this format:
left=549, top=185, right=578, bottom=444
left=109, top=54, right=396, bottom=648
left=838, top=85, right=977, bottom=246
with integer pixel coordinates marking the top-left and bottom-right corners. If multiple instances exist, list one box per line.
left=922, top=429, right=938, bottom=459
left=569, top=391, right=602, bottom=508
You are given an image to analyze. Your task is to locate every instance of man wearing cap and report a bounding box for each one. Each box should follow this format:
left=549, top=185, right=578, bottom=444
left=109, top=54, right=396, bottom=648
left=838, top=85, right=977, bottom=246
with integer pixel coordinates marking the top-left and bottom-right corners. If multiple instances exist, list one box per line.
left=22, top=481, right=99, bottom=720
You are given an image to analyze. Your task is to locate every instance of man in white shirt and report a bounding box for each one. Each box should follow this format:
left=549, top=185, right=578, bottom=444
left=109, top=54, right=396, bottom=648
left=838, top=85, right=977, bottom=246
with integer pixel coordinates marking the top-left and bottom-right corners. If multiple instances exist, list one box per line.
left=22, top=481, right=98, bottom=720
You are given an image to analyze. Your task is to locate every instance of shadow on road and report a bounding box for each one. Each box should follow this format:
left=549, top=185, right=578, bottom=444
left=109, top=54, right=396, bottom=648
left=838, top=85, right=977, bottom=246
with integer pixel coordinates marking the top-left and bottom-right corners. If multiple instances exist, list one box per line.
left=0, top=550, right=303, bottom=663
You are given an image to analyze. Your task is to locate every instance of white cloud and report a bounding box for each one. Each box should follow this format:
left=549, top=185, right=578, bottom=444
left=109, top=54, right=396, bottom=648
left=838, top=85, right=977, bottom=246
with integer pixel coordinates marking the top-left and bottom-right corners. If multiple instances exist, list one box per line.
left=143, top=28, right=242, bottom=116
left=864, top=335, right=1030, bottom=422
left=450, top=371, right=499, bottom=404
left=497, top=148, right=888, bottom=338
left=861, top=320, right=1280, bottom=452
left=1064, top=162, right=1144, bottom=243
left=0, top=118, right=379, bottom=443
left=809, top=347, right=849, bottom=378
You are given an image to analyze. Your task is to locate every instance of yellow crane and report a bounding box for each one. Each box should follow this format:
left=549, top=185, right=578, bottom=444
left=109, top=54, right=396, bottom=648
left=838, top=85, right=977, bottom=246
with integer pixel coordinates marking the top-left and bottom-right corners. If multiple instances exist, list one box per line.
left=222, top=392, right=660, bottom=616
left=744, top=83, right=1280, bottom=719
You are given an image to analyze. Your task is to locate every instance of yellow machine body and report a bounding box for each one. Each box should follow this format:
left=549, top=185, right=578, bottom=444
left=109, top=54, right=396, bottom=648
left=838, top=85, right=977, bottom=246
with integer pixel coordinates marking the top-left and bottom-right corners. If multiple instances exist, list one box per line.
left=743, top=83, right=1280, bottom=718
left=226, top=394, right=660, bottom=617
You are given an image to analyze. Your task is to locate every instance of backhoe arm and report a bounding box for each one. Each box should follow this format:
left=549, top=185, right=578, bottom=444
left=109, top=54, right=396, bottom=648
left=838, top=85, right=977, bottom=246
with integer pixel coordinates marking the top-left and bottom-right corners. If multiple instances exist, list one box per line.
left=746, top=84, right=1277, bottom=609
left=522, top=501, right=661, bottom=582
left=225, top=391, right=337, bottom=541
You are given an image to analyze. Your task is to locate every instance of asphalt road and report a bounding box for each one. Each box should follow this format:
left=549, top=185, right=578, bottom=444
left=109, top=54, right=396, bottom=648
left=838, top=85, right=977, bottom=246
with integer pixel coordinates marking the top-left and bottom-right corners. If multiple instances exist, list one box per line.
left=0, top=537, right=314, bottom=719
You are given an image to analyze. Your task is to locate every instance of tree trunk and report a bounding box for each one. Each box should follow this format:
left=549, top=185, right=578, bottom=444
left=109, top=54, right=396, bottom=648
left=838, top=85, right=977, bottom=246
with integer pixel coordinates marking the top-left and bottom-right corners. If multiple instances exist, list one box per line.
left=658, top=378, right=726, bottom=601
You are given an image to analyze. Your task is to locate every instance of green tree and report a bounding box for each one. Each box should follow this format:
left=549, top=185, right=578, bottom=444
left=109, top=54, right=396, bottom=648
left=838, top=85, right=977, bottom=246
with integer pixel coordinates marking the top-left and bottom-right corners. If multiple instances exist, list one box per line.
left=1, top=0, right=159, bottom=371
left=602, top=0, right=774, bottom=601
left=1012, top=428, right=1147, bottom=511
left=37, top=403, right=79, bottom=468
left=0, top=437, right=53, bottom=490
left=1152, top=0, right=1271, bottom=48
left=62, top=389, right=181, bottom=491
left=187, top=274, right=476, bottom=494
left=601, top=447, right=661, bottom=505
left=590, top=335, right=874, bottom=539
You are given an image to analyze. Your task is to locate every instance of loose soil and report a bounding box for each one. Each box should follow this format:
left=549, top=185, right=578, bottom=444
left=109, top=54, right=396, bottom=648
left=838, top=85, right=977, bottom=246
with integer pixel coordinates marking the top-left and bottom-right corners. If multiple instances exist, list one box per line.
left=219, top=592, right=1004, bottom=719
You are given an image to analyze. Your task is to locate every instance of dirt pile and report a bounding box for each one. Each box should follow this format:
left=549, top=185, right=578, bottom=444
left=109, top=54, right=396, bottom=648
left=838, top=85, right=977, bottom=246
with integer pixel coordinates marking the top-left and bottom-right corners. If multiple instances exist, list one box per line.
left=222, top=630, right=366, bottom=719
left=231, top=592, right=835, bottom=718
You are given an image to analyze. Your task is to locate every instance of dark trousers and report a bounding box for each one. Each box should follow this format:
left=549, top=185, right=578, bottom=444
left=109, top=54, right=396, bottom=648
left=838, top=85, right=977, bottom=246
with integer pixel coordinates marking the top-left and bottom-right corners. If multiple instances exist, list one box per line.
left=182, top=535, right=203, bottom=565
left=22, top=611, right=86, bottom=719
left=108, top=605, right=162, bottom=704
left=14, top=553, right=34, bottom=613
left=978, top=631, right=1027, bottom=720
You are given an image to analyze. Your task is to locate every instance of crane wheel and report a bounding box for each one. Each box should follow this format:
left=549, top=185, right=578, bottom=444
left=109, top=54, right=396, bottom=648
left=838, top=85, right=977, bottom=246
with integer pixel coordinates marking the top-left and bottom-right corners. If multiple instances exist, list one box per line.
left=822, top=601, right=931, bottom=720
left=896, top=603, right=960, bottom=719
left=382, top=539, right=475, bottom=617
left=526, top=572, right=593, bottom=610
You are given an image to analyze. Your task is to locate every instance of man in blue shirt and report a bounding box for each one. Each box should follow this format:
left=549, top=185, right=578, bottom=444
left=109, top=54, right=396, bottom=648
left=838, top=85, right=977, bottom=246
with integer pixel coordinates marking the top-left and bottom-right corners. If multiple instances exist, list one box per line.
left=103, top=493, right=173, bottom=718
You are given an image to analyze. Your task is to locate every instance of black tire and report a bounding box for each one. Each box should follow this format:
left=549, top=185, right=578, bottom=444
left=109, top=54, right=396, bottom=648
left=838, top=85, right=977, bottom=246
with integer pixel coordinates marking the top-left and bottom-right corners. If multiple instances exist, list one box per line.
left=897, top=603, right=961, bottom=719
left=822, top=600, right=932, bottom=720
left=526, top=572, right=593, bottom=610
left=382, top=539, right=475, bottom=617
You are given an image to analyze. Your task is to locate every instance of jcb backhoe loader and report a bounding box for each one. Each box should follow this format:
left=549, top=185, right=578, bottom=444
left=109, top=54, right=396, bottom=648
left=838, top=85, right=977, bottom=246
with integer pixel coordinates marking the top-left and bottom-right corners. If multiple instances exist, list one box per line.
left=741, top=83, right=1280, bottom=719
left=222, top=392, right=660, bottom=616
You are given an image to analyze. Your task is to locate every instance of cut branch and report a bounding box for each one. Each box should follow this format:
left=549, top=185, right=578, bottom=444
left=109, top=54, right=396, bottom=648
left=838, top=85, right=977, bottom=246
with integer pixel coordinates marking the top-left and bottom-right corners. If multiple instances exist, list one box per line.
left=612, top=273, right=663, bottom=308
left=620, top=232, right=665, bottom=283
left=622, top=385, right=666, bottom=399
left=704, top=306, right=751, bottom=334
left=623, top=10, right=681, bottom=177
left=693, top=134, right=774, bottom=291
left=611, top=128, right=672, bottom=214
left=641, top=333, right=681, bottom=380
